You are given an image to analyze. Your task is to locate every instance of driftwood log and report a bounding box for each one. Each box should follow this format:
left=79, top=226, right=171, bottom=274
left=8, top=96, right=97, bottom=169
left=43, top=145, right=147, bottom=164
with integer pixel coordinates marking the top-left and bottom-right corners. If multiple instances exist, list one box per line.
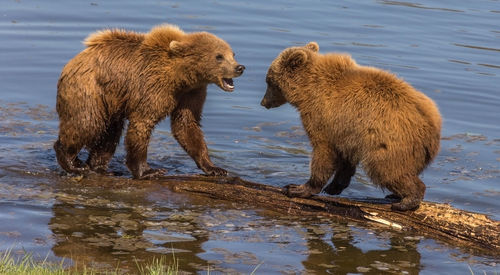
left=154, top=174, right=499, bottom=256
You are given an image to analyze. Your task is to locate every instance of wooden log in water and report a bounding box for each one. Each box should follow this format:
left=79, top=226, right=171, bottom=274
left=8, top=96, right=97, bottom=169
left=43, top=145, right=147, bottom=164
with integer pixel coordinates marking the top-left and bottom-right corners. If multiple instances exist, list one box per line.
left=156, top=174, right=499, bottom=255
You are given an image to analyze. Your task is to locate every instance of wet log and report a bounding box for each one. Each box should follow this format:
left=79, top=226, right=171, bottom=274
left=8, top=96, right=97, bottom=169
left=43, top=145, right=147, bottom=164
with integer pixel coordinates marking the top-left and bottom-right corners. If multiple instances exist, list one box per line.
left=156, top=174, right=500, bottom=255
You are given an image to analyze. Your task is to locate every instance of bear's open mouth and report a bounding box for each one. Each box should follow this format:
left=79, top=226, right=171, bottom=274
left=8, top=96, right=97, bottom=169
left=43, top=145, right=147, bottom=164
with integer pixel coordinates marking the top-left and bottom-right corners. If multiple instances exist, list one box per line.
left=220, top=78, right=234, bottom=92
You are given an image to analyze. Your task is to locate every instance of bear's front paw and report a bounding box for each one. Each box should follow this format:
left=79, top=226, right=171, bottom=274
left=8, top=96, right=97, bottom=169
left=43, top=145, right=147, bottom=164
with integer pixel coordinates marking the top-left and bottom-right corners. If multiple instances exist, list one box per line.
left=136, top=168, right=166, bottom=180
left=203, top=166, right=228, bottom=177
left=385, top=193, right=402, bottom=201
left=391, top=197, right=420, bottom=211
left=323, top=184, right=345, bottom=195
left=283, top=184, right=315, bottom=198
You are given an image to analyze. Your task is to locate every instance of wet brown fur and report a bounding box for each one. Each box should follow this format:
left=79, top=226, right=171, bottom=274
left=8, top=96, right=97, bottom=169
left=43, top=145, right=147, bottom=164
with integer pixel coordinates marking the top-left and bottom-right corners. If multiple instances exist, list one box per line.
left=261, top=42, right=441, bottom=211
left=55, top=24, right=244, bottom=179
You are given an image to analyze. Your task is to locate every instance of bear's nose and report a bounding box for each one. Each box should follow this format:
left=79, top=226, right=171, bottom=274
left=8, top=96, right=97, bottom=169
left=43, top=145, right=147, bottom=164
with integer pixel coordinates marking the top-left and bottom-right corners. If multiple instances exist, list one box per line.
left=235, top=65, right=245, bottom=75
left=260, top=98, right=271, bottom=109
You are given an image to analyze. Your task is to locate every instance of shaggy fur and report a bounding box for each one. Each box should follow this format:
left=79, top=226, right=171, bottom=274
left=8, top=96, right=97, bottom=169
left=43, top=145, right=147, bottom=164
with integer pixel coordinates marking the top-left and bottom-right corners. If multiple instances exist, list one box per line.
left=54, top=24, right=245, bottom=179
left=261, top=42, right=441, bottom=211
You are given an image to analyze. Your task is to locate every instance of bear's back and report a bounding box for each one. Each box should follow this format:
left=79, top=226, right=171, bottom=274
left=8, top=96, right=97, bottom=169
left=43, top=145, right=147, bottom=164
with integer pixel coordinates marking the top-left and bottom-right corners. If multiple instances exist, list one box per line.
left=357, top=66, right=440, bottom=128
left=349, top=66, right=414, bottom=102
left=85, top=29, right=144, bottom=47
left=313, top=57, right=441, bottom=163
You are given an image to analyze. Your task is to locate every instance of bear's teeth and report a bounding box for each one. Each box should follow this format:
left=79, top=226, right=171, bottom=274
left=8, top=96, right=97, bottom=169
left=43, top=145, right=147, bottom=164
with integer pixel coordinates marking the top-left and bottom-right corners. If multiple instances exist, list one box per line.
left=223, top=78, right=234, bottom=89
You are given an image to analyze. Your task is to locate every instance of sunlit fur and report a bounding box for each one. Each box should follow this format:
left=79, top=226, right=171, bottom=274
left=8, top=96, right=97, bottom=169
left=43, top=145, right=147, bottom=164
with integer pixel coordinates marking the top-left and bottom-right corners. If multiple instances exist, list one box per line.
left=55, top=24, right=244, bottom=178
left=262, top=42, right=441, bottom=211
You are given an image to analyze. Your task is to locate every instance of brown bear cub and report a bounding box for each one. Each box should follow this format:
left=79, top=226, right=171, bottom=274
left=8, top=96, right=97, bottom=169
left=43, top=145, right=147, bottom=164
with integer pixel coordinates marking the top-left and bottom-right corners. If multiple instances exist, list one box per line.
left=261, top=42, right=441, bottom=211
left=54, top=24, right=244, bottom=179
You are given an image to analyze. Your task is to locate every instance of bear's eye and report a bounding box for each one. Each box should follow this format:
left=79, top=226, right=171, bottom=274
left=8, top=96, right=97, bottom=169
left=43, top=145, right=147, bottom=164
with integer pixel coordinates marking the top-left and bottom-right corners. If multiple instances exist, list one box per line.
left=216, top=54, right=224, bottom=62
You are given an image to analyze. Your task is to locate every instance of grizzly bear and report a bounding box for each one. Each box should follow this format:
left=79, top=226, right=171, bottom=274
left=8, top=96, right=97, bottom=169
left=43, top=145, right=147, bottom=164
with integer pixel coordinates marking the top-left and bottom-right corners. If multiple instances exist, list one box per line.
left=261, top=42, right=441, bottom=211
left=54, top=24, right=245, bottom=179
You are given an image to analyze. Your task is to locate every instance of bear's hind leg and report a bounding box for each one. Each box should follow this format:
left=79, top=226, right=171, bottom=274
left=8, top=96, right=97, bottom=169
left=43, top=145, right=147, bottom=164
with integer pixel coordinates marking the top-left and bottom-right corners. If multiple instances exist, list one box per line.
left=87, top=118, right=124, bottom=175
left=366, top=147, right=426, bottom=211
left=54, top=139, right=88, bottom=174
left=386, top=175, right=425, bottom=211
left=324, top=160, right=356, bottom=195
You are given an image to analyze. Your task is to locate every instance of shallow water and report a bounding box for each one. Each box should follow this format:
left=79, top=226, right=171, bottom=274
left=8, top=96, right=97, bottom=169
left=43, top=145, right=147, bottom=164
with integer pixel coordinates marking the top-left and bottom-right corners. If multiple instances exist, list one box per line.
left=0, top=0, right=499, bottom=273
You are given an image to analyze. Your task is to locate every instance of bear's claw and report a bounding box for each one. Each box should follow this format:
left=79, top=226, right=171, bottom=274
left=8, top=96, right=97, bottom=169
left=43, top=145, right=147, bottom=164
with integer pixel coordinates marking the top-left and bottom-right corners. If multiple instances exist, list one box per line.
left=283, top=184, right=314, bottom=198
left=385, top=193, right=402, bottom=201
left=391, top=197, right=421, bottom=211
left=203, top=166, right=228, bottom=177
left=323, top=184, right=344, bottom=195
left=136, top=168, right=166, bottom=180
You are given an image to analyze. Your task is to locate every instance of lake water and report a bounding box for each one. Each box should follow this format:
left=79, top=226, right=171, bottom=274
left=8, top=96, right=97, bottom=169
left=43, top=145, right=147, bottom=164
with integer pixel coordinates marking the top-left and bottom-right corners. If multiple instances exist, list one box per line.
left=1, top=0, right=499, bottom=273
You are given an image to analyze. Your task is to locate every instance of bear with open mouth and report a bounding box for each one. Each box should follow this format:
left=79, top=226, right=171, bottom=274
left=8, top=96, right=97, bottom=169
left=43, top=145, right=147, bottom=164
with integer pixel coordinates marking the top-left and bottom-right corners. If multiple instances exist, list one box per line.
left=54, top=24, right=245, bottom=179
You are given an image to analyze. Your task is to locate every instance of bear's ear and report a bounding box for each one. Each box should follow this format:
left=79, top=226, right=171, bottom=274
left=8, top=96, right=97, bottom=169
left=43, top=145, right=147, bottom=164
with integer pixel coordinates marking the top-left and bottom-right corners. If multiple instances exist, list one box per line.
left=281, top=49, right=308, bottom=70
left=305, top=41, right=319, bottom=52
left=169, top=40, right=189, bottom=55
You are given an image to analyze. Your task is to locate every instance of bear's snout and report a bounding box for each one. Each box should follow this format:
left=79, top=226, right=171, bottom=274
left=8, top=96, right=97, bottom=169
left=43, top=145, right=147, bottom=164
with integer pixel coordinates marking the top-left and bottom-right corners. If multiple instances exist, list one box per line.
left=234, top=64, right=245, bottom=75
left=260, top=97, right=271, bottom=109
